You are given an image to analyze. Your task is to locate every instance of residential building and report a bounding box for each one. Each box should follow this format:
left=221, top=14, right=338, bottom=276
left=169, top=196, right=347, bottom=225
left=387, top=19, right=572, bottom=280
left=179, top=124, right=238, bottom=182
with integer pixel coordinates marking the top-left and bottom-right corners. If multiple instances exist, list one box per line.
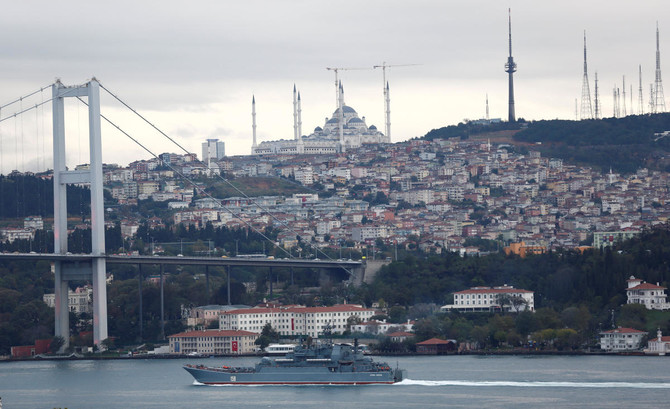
left=43, top=286, right=93, bottom=314
left=626, top=276, right=670, bottom=310
left=593, top=230, right=640, bottom=249
left=599, top=327, right=646, bottom=351
left=441, top=285, right=535, bottom=313
left=168, top=329, right=257, bottom=355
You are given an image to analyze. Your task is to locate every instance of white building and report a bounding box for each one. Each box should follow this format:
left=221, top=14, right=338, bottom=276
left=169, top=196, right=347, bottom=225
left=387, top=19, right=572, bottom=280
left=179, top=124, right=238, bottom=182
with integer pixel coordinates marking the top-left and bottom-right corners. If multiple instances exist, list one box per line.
left=351, top=225, right=389, bottom=243
left=645, top=329, right=670, bottom=355
left=168, top=329, right=257, bottom=355
left=202, top=138, right=225, bottom=162
left=43, top=286, right=93, bottom=314
left=441, top=285, right=535, bottom=313
left=599, top=327, right=646, bottom=351
left=219, top=304, right=376, bottom=338
left=626, top=276, right=670, bottom=310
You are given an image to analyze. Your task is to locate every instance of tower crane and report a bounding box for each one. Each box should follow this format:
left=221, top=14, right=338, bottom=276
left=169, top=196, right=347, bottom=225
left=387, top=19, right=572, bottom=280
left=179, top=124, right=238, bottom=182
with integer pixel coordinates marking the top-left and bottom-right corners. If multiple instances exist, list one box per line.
left=326, top=67, right=369, bottom=108
left=373, top=62, right=420, bottom=140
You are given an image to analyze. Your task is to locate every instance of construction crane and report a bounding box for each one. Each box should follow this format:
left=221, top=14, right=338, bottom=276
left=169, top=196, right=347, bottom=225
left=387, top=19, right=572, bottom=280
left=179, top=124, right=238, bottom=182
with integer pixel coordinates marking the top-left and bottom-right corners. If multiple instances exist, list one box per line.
left=373, top=62, right=420, bottom=140
left=326, top=67, right=369, bottom=108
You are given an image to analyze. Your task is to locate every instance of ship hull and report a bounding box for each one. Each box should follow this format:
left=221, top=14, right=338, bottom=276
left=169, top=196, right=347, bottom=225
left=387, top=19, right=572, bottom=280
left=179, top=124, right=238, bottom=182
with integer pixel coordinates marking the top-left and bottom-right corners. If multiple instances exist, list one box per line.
left=184, top=365, right=398, bottom=385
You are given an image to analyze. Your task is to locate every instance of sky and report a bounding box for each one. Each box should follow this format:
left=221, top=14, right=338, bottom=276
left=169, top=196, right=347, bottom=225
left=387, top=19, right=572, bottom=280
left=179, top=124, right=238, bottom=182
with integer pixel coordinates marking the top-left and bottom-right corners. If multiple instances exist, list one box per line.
left=0, top=0, right=667, bottom=172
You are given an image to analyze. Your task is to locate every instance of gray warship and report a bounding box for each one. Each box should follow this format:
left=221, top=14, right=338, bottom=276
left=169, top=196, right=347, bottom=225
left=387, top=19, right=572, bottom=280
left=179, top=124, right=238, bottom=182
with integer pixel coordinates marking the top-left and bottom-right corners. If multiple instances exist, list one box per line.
left=184, top=341, right=405, bottom=385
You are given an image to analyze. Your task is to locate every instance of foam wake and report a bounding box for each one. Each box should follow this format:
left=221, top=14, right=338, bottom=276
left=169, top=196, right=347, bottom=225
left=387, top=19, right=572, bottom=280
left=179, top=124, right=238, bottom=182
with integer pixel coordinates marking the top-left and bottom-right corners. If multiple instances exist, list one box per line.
left=397, top=379, right=670, bottom=389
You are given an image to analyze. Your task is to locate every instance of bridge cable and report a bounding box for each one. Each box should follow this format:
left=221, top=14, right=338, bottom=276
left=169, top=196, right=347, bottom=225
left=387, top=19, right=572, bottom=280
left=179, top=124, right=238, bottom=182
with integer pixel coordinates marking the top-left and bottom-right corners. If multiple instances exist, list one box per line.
left=0, top=85, right=83, bottom=124
left=74, top=96, right=292, bottom=260
left=98, top=85, right=352, bottom=275
left=0, top=84, right=52, bottom=111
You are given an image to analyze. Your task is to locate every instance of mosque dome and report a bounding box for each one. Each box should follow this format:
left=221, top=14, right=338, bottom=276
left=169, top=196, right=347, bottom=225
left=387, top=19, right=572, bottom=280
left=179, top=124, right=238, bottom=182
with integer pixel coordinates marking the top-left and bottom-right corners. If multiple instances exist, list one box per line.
left=368, top=125, right=377, bottom=130
left=314, top=126, right=323, bottom=132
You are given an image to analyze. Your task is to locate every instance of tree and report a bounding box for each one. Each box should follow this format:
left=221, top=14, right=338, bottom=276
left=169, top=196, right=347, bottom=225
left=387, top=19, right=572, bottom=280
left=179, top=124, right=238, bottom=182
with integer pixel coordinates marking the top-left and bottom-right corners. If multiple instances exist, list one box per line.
left=254, top=323, right=280, bottom=350
left=50, top=336, right=66, bottom=354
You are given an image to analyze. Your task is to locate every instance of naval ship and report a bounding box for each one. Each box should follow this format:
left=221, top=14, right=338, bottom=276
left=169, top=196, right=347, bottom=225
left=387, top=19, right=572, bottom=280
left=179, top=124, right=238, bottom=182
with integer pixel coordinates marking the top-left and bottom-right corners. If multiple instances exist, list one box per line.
left=184, top=341, right=405, bottom=385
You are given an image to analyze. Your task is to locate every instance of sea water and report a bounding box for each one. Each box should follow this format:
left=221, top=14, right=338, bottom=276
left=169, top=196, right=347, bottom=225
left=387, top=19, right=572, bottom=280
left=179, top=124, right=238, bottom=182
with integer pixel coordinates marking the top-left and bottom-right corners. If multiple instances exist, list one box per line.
left=1, top=355, right=669, bottom=408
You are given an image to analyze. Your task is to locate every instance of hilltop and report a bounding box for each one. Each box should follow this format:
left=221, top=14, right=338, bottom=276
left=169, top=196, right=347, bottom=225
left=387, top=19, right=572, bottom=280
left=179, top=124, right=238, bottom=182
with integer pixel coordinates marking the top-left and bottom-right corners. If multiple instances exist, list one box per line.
left=423, top=113, right=670, bottom=173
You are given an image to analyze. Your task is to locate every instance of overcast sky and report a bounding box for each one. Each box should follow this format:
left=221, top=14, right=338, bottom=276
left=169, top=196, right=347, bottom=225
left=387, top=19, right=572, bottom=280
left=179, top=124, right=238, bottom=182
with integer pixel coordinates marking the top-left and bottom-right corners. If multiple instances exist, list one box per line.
left=0, top=0, right=667, bottom=171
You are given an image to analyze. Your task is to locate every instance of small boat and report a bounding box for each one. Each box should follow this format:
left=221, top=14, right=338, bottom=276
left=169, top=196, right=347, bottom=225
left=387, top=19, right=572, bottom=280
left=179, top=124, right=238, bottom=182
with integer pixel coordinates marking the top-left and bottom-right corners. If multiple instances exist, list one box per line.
left=184, top=341, right=405, bottom=385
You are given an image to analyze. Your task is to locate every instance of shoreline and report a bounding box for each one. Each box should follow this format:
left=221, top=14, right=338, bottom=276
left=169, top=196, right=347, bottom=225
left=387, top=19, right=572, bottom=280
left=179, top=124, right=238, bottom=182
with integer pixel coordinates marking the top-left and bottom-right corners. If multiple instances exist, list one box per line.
left=2, top=349, right=662, bottom=362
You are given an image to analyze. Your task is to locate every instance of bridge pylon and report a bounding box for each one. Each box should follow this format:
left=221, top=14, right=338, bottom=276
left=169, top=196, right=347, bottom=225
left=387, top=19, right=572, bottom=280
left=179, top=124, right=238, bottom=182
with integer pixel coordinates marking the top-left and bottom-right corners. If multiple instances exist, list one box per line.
left=52, top=79, right=107, bottom=350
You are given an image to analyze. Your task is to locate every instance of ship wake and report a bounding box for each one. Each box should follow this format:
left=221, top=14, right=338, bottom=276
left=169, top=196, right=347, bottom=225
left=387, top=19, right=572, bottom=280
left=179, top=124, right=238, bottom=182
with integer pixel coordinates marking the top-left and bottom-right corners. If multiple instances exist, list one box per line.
left=397, top=379, right=670, bottom=389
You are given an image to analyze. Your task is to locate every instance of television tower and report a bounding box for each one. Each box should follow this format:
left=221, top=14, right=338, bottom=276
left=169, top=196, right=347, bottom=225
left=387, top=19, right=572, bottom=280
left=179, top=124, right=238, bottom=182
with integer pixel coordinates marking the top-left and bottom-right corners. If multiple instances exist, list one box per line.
left=580, top=31, right=593, bottom=120
left=593, top=71, right=600, bottom=119
left=654, top=23, right=666, bottom=112
left=505, top=8, right=517, bottom=122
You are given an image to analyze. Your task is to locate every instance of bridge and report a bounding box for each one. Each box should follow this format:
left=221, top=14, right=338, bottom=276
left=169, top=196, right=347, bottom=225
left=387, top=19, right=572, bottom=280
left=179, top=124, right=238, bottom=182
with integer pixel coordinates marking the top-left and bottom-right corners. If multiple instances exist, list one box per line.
left=0, top=78, right=367, bottom=350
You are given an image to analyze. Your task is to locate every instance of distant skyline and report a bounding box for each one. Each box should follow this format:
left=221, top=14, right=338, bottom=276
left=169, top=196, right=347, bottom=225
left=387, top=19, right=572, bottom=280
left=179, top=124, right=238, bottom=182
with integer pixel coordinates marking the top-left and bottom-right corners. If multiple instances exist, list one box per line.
left=0, top=0, right=667, bottom=171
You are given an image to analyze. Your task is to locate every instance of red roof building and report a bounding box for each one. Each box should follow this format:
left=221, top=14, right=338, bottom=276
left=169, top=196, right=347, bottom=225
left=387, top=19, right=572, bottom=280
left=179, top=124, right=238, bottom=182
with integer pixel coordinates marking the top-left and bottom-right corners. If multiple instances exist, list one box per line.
left=416, top=338, right=456, bottom=355
left=599, top=327, right=647, bottom=351
left=626, top=276, right=669, bottom=310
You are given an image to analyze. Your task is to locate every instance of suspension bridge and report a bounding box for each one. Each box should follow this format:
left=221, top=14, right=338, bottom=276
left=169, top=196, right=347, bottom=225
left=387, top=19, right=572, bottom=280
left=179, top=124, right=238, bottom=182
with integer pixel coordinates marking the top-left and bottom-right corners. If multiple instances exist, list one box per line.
left=0, top=78, right=364, bottom=351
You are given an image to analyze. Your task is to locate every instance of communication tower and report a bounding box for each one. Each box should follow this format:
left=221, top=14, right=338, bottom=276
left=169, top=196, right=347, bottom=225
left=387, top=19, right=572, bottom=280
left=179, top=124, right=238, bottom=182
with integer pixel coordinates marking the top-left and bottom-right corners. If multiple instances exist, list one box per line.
left=580, top=31, right=593, bottom=120
left=505, top=9, right=517, bottom=122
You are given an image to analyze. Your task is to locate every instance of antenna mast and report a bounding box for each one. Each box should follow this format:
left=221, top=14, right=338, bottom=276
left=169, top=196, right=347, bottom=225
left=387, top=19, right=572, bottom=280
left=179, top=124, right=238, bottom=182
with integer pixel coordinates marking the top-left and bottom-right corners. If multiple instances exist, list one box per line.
left=638, top=65, right=644, bottom=115
left=654, top=22, right=666, bottom=112
left=622, top=76, right=627, bottom=116
left=594, top=71, right=600, bottom=119
left=580, top=31, right=593, bottom=119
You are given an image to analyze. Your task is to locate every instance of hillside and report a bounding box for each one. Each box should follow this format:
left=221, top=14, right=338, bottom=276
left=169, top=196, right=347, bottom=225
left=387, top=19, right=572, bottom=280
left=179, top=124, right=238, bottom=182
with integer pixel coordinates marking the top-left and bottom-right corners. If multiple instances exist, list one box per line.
left=513, top=113, right=670, bottom=173
left=422, top=113, right=670, bottom=173
left=203, top=176, right=311, bottom=198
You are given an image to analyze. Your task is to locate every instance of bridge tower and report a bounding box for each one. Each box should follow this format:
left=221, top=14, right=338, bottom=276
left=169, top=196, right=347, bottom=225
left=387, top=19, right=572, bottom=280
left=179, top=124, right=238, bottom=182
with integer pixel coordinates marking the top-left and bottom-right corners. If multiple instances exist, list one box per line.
left=52, top=79, right=107, bottom=350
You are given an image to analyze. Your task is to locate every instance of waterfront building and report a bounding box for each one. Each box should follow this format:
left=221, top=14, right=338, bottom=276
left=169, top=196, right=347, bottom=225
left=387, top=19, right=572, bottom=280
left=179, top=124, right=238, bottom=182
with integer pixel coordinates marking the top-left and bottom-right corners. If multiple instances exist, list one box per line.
left=219, top=304, right=377, bottom=338
left=626, top=276, right=670, bottom=310
left=168, top=329, right=257, bottom=355
left=645, top=328, right=670, bottom=355
left=186, top=305, right=249, bottom=327
left=599, top=327, right=646, bottom=351
left=440, top=285, right=535, bottom=313
left=416, top=338, right=457, bottom=354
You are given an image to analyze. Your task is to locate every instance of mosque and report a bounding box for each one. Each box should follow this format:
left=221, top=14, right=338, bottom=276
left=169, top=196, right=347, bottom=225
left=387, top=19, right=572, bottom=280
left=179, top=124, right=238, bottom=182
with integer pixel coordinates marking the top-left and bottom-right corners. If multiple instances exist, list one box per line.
left=252, top=82, right=390, bottom=155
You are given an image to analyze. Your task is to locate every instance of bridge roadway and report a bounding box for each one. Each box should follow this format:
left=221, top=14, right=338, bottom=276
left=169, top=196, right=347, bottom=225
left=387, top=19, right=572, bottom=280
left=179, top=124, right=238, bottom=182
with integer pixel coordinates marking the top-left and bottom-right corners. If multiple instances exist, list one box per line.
left=0, top=253, right=363, bottom=272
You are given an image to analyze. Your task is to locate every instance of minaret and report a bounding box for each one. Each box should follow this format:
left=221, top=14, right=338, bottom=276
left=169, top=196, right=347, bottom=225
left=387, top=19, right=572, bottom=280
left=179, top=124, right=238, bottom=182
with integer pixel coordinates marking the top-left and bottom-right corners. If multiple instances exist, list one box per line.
left=638, top=65, right=644, bottom=115
left=505, top=8, right=517, bottom=122
left=338, top=81, right=345, bottom=151
left=293, top=84, right=298, bottom=140
left=593, top=71, right=600, bottom=119
left=297, top=92, right=302, bottom=139
left=297, top=92, right=304, bottom=154
left=654, top=22, right=666, bottom=113
left=580, top=31, right=593, bottom=120
left=385, top=81, right=391, bottom=141
left=251, top=95, right=257, bottom=154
